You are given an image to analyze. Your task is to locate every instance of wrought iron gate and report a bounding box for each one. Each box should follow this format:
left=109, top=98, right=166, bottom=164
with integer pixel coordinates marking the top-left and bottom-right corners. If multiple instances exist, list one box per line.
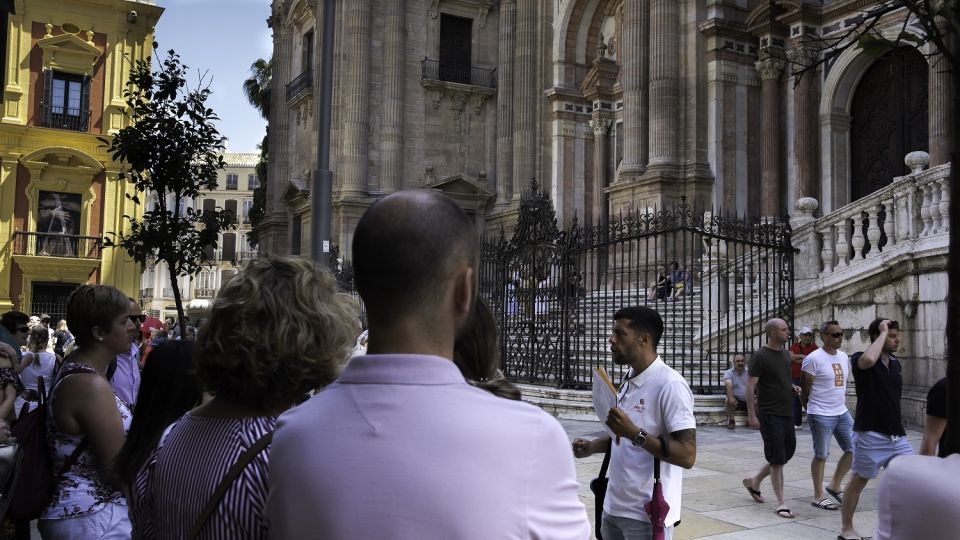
left=480, top=182, right=795, bottom=392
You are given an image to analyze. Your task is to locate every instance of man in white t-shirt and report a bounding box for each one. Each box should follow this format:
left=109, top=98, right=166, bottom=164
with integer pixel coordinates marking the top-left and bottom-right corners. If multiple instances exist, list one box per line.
left=573, top=306, right=697, bottom=539
left=800, top=320, right=853, bottom=511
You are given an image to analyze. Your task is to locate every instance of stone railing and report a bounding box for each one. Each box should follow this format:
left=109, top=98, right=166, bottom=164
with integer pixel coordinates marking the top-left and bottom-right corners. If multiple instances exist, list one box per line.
left=792, top=151, right=950, bottom=294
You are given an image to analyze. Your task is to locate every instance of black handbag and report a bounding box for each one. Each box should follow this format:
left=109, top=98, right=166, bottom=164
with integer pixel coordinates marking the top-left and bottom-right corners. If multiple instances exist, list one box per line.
left=589, top=439, right=613, bottom=540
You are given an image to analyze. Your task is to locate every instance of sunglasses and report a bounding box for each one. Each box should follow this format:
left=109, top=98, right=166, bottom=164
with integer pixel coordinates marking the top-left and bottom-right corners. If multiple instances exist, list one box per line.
left=827, top=332, right=843, bottom=338
left=129, top=315, right=147, bottom=324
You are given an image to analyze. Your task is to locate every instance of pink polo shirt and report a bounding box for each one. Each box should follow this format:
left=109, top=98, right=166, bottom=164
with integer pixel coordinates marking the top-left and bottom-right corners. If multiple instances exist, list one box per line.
left=267, top=354, right=590, bottom=539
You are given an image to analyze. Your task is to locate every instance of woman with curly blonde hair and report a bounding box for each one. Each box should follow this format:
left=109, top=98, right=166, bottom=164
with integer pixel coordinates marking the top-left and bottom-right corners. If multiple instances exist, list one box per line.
left=132, top=256, right=357, bottom=539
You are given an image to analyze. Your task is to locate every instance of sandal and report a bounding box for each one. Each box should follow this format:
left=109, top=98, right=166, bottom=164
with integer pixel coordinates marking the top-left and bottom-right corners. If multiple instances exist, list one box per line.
left=812, top=498, right=839, bottom=510
left=727, top=419, right=736, bottom=430
left=742, top=478, right=764, bottom=503
left=826, top=486, right=844, bottom=504
left=775, top=507, right=795, bottom=519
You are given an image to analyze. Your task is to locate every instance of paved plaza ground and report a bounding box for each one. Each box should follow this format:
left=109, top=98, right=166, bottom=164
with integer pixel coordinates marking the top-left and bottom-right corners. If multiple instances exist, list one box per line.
left=561, top=419, right=922, bottom=540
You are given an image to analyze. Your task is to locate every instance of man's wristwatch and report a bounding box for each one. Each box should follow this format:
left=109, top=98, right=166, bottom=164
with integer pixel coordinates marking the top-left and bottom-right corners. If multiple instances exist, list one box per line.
left=631, top=429, right=647, bottom=447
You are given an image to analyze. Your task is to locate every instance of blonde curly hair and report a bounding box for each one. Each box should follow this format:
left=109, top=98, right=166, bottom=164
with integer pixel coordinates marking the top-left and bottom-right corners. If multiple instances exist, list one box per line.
left=196, top=256, right=357, bottom=409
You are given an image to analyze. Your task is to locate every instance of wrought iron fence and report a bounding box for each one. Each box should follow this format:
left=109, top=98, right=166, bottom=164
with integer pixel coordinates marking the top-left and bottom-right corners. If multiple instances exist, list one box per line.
left=13, top=231, right=102, bottom=259
left=421, top=58, right=497, bottom=89
left=286, top=69, right=313, bottom=101
left=479, top=181, right=796, bottom=392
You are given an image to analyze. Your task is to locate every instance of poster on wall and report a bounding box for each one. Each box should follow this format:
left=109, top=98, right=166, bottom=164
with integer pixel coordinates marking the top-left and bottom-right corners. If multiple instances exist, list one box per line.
left=37, top=191, right=81, bottom=257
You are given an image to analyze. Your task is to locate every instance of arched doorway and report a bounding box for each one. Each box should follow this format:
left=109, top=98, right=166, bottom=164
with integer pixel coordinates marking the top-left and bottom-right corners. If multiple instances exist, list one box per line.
left=850, top=47, right=928, bottom=201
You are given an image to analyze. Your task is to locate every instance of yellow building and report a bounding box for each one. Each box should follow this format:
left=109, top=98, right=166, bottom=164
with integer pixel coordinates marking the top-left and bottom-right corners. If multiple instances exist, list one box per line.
left=0, top=0, right=162, bottom=320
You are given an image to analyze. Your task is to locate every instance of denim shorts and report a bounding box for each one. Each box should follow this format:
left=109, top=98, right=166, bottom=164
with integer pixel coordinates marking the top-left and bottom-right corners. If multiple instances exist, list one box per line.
left=808, top=411, right=854, bottom=459
left=851, top=430, right=914, bottom=479
left=601, top=512, right=673, bottom=540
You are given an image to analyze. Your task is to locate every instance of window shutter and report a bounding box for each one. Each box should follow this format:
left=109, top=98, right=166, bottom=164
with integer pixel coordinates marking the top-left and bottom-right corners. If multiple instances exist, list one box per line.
left=79, top=75, right=91, bottom=131
left=225, top=199, right=238, bottom=223
left=222, top=233, right=236, bottom=262
left=41, top=70, right=53, bottom=126
left=202, top=199, right=215, bottom=214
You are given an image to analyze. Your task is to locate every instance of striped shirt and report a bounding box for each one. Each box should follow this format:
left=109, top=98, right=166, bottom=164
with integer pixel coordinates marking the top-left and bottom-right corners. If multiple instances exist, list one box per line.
left=132, top=412, right=275, bottom=539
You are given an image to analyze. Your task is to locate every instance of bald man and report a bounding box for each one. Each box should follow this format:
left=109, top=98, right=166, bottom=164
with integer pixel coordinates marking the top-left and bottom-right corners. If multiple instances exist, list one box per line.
left=268, top=190, right=590, bottom=540
left=742, top=318, right=802, bottom=520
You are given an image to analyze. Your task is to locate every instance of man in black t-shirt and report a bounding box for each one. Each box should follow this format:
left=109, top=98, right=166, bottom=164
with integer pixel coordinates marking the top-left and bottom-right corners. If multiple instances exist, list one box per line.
left=921, top=377, right=948, bottom=457
left=742, top=318, right=801, bottom=520
left=839, top=318, right=914, bottom=540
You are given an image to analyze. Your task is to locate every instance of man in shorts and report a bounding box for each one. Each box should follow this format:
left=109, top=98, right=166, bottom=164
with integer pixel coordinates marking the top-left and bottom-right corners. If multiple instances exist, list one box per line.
left=800, top=320, right=853, bottom=511
left=743, top=318, right=800, bottom=519
left=839, top=319, right=913, bottom=540
left=723, top=353, right=749, bottom=429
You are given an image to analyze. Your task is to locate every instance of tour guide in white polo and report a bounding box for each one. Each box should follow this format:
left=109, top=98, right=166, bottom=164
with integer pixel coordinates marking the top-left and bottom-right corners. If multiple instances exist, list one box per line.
left=573, top=305, right=697, bottom=540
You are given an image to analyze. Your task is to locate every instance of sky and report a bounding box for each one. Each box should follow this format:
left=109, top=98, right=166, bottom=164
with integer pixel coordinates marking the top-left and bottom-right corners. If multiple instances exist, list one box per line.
left=154, top=0, right=272, bottom=153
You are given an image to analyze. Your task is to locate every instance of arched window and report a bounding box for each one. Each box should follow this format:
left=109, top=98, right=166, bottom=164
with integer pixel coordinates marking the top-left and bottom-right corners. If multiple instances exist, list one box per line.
left=850, top=47, right=928, bottom=201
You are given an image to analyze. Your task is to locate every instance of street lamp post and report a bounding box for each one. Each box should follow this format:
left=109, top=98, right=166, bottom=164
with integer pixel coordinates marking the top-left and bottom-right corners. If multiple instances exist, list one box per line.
left=311, top=0, right=335, bottom=266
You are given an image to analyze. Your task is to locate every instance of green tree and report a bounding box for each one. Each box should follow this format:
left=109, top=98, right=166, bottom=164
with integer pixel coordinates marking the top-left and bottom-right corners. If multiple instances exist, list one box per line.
left=100, top=47, right=235, bottom=330
left=243, top=57, right=271, bottom=248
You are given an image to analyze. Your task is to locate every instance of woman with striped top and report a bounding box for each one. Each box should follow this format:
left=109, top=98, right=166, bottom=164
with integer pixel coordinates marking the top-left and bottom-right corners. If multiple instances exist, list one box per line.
left=132, top=256, right=357, bottom=539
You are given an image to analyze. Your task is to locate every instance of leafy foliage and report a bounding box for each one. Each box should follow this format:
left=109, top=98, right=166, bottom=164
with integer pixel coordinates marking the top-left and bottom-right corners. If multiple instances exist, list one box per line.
left=242, top=57, right=271, bottom=248
left=100, top=47, right=235, bottom=326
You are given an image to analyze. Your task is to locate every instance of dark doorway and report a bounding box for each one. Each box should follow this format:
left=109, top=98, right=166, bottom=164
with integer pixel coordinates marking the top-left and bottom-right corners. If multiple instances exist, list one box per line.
left=439, top=14, right=472, bottom=84
left=850, top=47, right=928, bottom=201
left=31, top=282, right=79, bottom=325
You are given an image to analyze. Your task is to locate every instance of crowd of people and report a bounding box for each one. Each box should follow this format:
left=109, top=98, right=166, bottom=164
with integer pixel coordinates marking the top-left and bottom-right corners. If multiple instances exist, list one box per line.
left=0, top=188, right=954, bottom=539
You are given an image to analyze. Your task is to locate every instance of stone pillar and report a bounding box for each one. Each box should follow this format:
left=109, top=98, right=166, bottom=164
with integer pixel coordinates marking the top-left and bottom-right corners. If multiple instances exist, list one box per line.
left=929, top=38, right=953, bottom=166
left=755, top=54, right=784, bottom=217
left=261, top=19, right=294, bottom=255
left=496, top=0, right=516, bottom=204
left=789, top=46, right=820, bottom=202
left=647, top=0, right=679, bottom=168
left=512, top=0, right=535, bottom=197
left=0, top=155, right=18, bottom=310
left=589, top=118, right=612, bottom=225
left=619, top=0, right=647, bottom=176
left=380, top=0, right=405, bottom=192
left=341, top=0, right=371, bottom=194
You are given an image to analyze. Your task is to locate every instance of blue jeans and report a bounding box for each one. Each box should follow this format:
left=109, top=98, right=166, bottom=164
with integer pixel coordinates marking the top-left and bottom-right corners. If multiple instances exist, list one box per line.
left=808, top=411, right=854, bottom=459
left=601, top=512, right=673, bottom=540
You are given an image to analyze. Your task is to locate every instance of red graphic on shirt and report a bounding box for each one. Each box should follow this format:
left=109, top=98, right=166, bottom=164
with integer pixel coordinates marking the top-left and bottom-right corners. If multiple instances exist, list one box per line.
left=634, top=398, right=646, bottom=414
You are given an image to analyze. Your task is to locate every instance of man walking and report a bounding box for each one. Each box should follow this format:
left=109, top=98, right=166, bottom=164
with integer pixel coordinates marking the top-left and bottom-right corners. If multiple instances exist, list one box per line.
left=573, top=305, right=696, bottom=540
left=723, top=353, right=749, bottom=430
left=800, top=320, right=853, bottom=511
left=839, top=319, right=913, bottom=540
left=789, top=326, right=818, bottom=428
left=743, top=318, right=799, bottom=519
left=268, top=190, right=590, bottom=539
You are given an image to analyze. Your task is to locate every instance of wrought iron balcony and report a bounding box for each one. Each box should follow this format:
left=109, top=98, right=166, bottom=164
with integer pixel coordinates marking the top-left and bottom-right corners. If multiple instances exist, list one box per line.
left=421, top=59, right=496, bottom=89
left=194, top=287, right=217, bottom=298
left=39, top=104, right=89, bottom=132
left=13, top=231, right=101, bottom=259
left=286, top=69, right=313, bottom=102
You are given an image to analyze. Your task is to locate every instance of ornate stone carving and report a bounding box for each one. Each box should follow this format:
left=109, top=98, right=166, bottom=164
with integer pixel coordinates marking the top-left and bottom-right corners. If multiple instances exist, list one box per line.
left=588, top=118, right=612, bottom=136
left=905, top=151, right=930, bottom=174
left=470, top=94, right=488, bottom=115
left=754, top=57, right=785, bottom=80
left=426, top=89, right=442, bottom=110
left=786, top=46, right=818, bottom=70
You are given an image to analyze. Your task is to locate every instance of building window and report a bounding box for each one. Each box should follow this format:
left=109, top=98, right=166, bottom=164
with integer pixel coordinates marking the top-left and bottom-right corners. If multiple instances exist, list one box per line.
left=247, top=174, right=259, bottom=190
left=302, top=29, right=314, bottom=73
left=225, top=199, right=238, bottom=223
left=291, top=214, right=302, bottom=256
left=40, top=70, right=90, bottom=131
left=439, top=14, right=472, bottom=84
left=242, top=199, right=253, bottom=224
left=226, top=174, right=238, bottom=190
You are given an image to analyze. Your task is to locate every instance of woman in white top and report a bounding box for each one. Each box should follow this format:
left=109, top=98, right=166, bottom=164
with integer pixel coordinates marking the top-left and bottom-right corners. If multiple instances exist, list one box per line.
left=15, top=325, right=59, bottom=417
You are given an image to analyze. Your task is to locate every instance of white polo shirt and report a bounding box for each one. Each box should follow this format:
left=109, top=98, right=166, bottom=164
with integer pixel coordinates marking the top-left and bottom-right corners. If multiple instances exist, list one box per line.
left=605, top=357, right=696, bottom=525
left=801, top=348, right=850, bottom=416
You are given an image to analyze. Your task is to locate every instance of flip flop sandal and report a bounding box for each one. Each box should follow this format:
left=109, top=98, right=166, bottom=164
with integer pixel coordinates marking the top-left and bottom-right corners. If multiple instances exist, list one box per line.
left=826, top=486, right=844, bottom=504
left=727, top=419, right=736, bottom=430
left=812, top=498, right=839, bottom=510
left=775, top=507, right=795, bottom=519
left=742, top=478, right=764, bottom=503
left=837, top=536, right=871, bottom=540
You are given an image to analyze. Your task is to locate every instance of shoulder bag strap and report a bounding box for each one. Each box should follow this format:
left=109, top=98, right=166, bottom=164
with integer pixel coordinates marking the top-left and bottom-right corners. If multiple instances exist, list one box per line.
left=597, top=438, right=612, bottom=480
left=51, top=365, right=105, bottom=478
left=188, top=431, right=274, bottom=539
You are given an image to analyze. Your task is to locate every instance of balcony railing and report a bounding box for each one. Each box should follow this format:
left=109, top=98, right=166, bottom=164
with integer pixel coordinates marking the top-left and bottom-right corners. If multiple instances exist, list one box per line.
left=141, top=288, right=154, bottom=299
left=286, top=69, right=313, bottom=102
left=39, top=104, right=89, bottom=132
left=13, top=231, right=101, bottom=259
left=421, top=59, right=496, bottom=89
left=194, top=287, right=217, bottom=298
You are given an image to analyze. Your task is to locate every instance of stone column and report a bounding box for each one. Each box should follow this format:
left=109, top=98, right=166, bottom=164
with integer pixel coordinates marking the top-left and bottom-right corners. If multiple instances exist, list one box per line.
left=755, top=54, right=784, bottom=217
left=789, top=46, right=820, bottom=201
left=929, top=38, right=953, bottom=166
left=619, top=0, right=647, bottom=175
left=647, top=0, right=679, bottom=168
left=496, top=0, right=516, bottom=204
left=341, top=0, right=371, bottom=194
left=512, top=0, right=535, bottom=197
left=590, top=118, right=612, bottom=225
left=261, top=19, right=294, bottom=255
left=380, top=0, right=405, bottom=192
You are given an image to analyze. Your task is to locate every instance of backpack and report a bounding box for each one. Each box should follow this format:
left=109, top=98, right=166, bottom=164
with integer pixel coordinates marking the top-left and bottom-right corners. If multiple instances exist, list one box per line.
left=8, top=366, right=92, bottom=521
